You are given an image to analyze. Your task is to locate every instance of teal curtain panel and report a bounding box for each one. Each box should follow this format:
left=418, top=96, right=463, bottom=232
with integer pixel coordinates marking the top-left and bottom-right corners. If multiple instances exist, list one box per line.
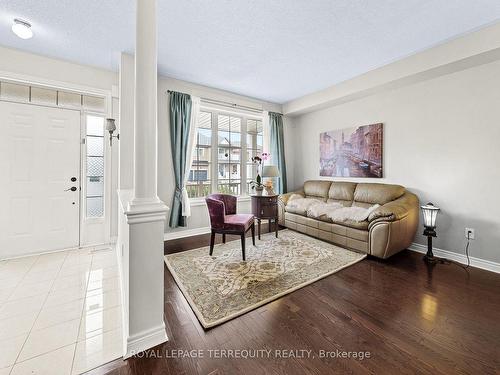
left=269, top=112, right=287, bottom=194
left=169, top=91, right=192, bottom=227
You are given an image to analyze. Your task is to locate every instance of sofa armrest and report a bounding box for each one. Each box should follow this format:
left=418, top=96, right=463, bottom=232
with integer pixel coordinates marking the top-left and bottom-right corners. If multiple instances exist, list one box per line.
left=280, top=190, right=304, bottom=206
left=368, top=192, right=419, bottom=223
left=368, top=192, right=419, bottom=258
left=278, top=190, right=304, bottom=225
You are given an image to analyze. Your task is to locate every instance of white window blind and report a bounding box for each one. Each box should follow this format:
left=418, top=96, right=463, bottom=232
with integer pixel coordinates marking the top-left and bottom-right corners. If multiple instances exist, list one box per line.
left=31, top=86, right=57, bottom=105
left=0, top=82, right=30, bottom=102
left=0, top=81, right=106, bottom=112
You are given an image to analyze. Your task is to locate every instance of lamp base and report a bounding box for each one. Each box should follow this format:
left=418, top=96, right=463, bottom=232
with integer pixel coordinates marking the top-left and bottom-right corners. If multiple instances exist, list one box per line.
left=423, top=255, right=451, bottom=265
left=423, top=254, right=439, bottom=263
left=264, top=186, right=275, bottom=195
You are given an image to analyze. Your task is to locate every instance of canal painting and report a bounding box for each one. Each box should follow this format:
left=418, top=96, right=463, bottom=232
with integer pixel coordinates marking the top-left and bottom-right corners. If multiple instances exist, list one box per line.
left=320, top=123, right=383, bottom=178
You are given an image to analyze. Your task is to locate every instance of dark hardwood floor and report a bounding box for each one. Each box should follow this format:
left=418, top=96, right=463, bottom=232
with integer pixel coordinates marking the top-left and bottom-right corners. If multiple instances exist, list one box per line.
left=88, top=227, right=500, bottom=375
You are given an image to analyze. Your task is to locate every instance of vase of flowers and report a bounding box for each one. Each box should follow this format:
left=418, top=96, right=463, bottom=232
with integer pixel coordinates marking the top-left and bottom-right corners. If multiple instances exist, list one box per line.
left=250, top=153, right=271, bottom=195
left=249, top=155, right=263, bottom=195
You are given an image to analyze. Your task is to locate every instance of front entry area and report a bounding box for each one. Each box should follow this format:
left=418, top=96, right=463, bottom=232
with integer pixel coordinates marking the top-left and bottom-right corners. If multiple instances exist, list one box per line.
left=0, top=101, right=81, bottom=259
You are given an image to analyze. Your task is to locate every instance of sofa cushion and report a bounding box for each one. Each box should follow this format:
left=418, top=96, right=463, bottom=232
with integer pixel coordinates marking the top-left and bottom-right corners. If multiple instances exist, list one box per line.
left=303, top=180, right=332, bottom=200
left=326, top=199, right=352, bottom=207
left=330, top=218, right=369, bottom=231
left=286, top=212, right=369, bottom=235
left=285, top=205, right=309, bottom=216
left=285, top=197, right=322, bottom=216
left=285, top=205, right=307, bottom=215
left=328, top=182, right=356, bottom=202
left=351, top=201, right=373, bottom=209
left=354, top=183, right=405, bottom=205
left=311, top=213, right=369, bottom=231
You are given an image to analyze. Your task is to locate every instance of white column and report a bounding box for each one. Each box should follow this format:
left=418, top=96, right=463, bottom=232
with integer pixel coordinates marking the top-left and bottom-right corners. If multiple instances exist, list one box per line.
left=118, top=53, right=135, bottom=190
left=121, top=0, right=168, bottom=358
left=131, top=0, right=161, bottom=205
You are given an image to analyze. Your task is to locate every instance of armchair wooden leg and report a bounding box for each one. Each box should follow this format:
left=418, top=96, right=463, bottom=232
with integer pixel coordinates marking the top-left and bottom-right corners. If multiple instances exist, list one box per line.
left=251, top=223, right=255, bottom=246
left=241, top=233, right=246, bottom=261
left=209, top=230, right=215, bottom=256
left=222, top=233, right=226, bottom=244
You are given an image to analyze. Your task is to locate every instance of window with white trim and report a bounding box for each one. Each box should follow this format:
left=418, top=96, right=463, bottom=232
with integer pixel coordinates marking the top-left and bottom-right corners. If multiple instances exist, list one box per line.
left=187, top=109, right=264, bottom=198
left=246, top=119, right=264, bottom=192
left=217, top=114, right=242, bottom=195
left=85, top=115, right=105, bottom=217
left=186, top=111, right=212, bottom=198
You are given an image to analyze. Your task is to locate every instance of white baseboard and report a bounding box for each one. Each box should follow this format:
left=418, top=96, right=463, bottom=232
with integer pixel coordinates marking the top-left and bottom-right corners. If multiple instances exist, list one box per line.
left=408, top=243, right=500, bottom=274
left=124, top=323, right=168, bottom=359
left=164, top=226, right=211, bottom=241
left=1, top=241, right=115, bottom=261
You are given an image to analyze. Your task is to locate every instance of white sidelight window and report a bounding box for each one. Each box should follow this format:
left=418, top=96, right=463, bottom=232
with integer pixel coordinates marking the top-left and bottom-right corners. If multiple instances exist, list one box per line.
left=85, top=115, right=105, bottom=218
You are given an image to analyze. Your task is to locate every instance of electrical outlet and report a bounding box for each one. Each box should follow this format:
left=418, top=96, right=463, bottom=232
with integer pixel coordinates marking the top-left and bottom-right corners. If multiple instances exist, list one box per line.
left=465, top=228, right=475, bottom=240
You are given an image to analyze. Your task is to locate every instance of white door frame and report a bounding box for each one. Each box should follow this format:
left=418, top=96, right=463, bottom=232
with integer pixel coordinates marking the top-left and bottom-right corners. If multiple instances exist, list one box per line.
left=0, top=72, right=113, bottom=251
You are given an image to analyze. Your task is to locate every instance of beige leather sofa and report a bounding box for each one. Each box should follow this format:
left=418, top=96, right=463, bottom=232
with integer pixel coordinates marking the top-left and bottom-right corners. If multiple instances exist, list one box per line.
left=279, top=180, right=419, bottom=259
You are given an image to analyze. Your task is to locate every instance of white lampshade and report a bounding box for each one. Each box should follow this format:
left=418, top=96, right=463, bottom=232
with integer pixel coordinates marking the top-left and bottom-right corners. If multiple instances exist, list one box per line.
left=262, top=165, right=280, bottom=178
left=105, top=118, right=116, bottom=132
left=421, top=203, right=439, bottom=228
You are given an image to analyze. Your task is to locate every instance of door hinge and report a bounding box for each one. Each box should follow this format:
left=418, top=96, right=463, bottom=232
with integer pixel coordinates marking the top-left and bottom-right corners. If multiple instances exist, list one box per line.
left=82, top=138, right=86, bottom=144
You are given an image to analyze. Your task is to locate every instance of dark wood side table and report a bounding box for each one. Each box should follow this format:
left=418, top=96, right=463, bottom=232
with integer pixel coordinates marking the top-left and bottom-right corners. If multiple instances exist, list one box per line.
left=251, top=194, right=278, bottom=239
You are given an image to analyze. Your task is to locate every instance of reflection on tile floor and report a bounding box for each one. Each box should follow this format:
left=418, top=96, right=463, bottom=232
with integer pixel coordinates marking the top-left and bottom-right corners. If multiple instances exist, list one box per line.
left=0, top=247, right=123, bottom=374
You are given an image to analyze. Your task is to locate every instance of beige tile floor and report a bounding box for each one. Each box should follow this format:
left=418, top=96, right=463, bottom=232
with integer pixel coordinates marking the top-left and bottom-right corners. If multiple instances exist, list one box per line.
left=0, top=246, right=123, bottom=374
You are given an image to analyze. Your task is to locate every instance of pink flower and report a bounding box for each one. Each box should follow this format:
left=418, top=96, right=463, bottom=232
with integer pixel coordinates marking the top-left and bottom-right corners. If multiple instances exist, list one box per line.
left=261, top=152, right=270, bottom=161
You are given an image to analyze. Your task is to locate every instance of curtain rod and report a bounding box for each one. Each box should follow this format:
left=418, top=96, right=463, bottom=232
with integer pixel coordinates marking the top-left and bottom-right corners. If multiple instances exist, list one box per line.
left=167, top=90, right=263, bottom=113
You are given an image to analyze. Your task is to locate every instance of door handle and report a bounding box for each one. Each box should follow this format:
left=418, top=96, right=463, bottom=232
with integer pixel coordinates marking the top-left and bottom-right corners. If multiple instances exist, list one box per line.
left=65, top=186, right=77, bottom=192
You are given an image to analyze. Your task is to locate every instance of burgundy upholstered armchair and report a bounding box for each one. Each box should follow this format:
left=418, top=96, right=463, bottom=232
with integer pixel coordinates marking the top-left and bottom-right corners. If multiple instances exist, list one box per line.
left=205, top=194, right=255, bottom=260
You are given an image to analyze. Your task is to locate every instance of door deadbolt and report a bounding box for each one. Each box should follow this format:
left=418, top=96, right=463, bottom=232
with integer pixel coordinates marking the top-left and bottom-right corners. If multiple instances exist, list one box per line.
left=65, top=186, right=77, bottom=192
left=71, top=177, right=77, bottom=182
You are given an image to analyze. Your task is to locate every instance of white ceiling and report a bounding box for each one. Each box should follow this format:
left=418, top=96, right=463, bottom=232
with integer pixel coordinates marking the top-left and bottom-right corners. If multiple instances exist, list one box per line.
left=1, top=1, right=500, bottom=103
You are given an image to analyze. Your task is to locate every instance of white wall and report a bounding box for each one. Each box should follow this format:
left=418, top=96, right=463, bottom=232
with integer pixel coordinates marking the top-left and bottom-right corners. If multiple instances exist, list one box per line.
left=0, top=45, right=117, bottom=92
left=285, top=59, right=500, bottom=264
left=157, top=76, right=282, bottom=236
left=283, top=22, right=500, bottom=116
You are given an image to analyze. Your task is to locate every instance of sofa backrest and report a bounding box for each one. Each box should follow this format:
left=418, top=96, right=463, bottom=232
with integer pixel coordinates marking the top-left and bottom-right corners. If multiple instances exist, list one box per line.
left=327, top=181, right=356, bottom=206
left=353, top=183, right=405, bottom=205
left=303, top=180, right=332, bottom=201
left=302, top=180, right=406, bottom=206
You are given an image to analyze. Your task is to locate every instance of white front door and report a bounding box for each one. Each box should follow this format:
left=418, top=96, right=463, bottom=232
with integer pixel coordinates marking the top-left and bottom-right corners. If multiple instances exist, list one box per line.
left=0, top=101, right=81, bottom=258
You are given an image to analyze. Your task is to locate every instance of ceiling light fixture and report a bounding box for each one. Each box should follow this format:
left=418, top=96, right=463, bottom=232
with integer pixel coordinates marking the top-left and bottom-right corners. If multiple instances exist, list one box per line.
left=12, top=18, right=33, bottom=39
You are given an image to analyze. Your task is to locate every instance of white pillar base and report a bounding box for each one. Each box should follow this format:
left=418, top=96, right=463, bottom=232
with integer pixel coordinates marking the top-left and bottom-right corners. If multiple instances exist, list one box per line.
left=124, top=322, right=168, bottom=359
left=123, top=201, right=168, bottom=357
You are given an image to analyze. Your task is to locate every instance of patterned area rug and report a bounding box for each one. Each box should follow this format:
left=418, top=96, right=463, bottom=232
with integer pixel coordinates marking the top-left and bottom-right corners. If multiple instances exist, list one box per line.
left=164, top=230, right=366, bottom=328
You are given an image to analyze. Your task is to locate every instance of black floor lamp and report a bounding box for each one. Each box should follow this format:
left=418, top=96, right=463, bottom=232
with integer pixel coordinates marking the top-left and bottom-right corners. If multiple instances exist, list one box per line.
left=421, top=203, right=440, bottom=263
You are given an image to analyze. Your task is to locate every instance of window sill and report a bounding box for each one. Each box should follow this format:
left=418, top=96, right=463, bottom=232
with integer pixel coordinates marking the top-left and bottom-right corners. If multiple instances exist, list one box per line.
left=189, top=195, right=251, bottom=207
